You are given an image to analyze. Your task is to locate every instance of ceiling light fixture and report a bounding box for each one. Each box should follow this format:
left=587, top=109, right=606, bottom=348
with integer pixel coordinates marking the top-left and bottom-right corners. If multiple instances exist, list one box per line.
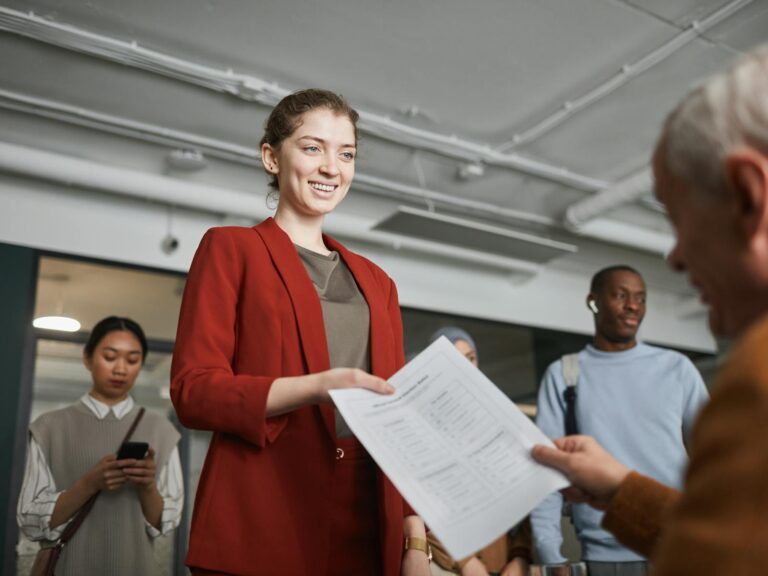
left=33, top=273, right=82, bottom=333
left=33, top=315, right=81, bottom=332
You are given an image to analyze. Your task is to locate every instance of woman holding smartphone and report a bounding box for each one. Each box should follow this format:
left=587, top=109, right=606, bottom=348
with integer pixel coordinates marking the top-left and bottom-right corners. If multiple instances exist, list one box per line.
left=17, top=316, right=182, bottom=576
left=171, top=89, right=430, bottom=576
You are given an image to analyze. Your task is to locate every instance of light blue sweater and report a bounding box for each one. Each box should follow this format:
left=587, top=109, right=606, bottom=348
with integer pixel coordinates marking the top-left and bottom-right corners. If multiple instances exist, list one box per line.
left=531, top=342, right=709, bottom=563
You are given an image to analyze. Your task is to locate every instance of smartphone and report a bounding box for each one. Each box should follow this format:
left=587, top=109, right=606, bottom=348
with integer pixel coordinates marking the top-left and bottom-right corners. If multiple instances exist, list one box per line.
left=116, top=441, right=149, bottom=460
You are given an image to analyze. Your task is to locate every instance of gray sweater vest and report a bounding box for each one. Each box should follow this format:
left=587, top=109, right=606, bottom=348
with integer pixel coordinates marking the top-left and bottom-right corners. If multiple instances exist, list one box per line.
left=30, top=402, right=181, bottom=576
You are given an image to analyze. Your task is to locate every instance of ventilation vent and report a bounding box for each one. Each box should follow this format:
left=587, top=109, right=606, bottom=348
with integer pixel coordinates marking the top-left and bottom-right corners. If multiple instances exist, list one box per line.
left=373, top=206, right=577, bottom=263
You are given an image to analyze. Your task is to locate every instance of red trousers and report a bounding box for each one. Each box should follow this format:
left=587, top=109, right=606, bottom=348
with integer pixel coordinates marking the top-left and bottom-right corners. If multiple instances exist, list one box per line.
left=327, top=436, right=382, bottom=576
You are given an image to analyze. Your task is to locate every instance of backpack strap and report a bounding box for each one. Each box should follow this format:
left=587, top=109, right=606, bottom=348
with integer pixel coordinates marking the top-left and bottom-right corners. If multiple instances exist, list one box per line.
left=561, top=354, right=579, bottom=435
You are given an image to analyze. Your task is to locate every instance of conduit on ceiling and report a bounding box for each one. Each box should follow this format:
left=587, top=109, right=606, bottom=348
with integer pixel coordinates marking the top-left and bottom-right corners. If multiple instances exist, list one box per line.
left=0, top=85, right=675, bottom=256
left=0, top=87, right=556, bottom=230
left=0, top=5, right=606, bottom=192
left=564, top=169, right=654, bottom=228
left=494, top=0, right=754, bottom=150
left=0, top=140, right=543, bottom=278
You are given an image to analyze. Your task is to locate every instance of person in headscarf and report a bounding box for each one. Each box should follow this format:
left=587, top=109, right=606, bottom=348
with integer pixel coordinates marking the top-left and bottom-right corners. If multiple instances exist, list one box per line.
left=426, top=326, right=533, bottom=576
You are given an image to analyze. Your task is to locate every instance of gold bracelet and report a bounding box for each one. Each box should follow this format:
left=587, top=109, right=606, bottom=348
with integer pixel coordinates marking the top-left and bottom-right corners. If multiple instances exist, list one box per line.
left=403, top=536, right=432, bottom=563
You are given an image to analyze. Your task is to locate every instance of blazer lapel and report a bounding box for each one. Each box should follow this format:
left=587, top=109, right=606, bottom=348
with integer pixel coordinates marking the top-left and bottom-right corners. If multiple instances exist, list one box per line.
left=325, top=235, right=396, bottom=379
left=255, top=219, right=336, bottom=437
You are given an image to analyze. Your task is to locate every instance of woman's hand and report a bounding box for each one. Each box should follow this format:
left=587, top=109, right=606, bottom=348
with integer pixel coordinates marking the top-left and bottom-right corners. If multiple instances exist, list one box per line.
left=267, top=368, right=395, bottom=417
left=82, top=454, right=127, bottom=492
left=402, top=515, right=430, bottom=576
left=50, top=453, right=128, bottom=529
left=312, top=367, right=395, bottom=403
left=122, top=447, right=163, bottom=529
left=122, top=447, right=157, bottom=492
left=500, top=557, right=530, bottom=576
left=401, top=549, right=431, bottom=576
left=461, top=556, right=490, bottom=576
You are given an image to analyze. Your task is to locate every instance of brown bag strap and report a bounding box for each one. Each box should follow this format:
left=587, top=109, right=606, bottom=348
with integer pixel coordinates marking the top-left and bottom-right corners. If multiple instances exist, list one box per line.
left=120, top=406, right=146, bottom=446
left=57, top=407, right=146, bottom=544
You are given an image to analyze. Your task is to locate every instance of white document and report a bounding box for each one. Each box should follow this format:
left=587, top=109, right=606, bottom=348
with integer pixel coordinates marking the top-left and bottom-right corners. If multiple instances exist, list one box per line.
left=329, top=336, right=569, bottom=560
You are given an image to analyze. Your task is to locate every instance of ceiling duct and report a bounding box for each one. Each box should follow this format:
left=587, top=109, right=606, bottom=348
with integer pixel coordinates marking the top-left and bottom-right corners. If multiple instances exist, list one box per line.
left=0, top=6, right=606, bottom=191
left=373, top=207, right=577, bottom=264
left=564, top=169, right=653, bottom=229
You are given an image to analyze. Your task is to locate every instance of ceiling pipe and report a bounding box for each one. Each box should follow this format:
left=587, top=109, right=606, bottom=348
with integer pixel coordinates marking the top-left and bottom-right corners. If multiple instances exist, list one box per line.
left=0, top=88, right=266, bottom=163
left=564, top=169, right=653, bottom=229
left=574, top=217, right=674, bottom=256
left=495, top=0, right=753, bottom=150
left=0, top=140, right=541, bottom=276
left=0, top=88, right=556, bottom=229
left=0, top=140, right=272, bottom=220
left=0, top=6, right=606, bottom=192
left=0, top=88, right=672, bottom=256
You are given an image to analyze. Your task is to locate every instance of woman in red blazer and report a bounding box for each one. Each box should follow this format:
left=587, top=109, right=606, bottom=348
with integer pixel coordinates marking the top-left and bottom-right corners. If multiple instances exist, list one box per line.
left=171, top=89, right=430, bottom=576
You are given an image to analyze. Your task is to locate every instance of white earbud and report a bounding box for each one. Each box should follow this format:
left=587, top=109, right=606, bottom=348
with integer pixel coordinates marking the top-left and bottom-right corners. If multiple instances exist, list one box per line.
left=588, top=300, right=599, bottom=314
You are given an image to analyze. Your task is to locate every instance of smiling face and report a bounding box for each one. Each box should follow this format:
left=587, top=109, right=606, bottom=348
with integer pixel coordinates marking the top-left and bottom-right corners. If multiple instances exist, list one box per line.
left=262, top=108, right=356, bottom=220
left=84, top=329, right=144, bottom=405
left=590, top=270, right=646, bottom=350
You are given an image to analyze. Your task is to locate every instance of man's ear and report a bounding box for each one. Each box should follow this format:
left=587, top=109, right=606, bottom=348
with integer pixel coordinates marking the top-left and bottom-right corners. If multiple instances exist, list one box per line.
left=586, top=293, right=599, bottom=314
left=83, top=353, right=92, bottom=372
left=725, top=148, right=768, bottom=241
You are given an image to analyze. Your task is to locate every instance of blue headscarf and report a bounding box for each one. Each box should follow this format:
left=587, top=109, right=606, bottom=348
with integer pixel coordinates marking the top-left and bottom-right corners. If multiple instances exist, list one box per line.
left=429, top=326, right=478, bottom=362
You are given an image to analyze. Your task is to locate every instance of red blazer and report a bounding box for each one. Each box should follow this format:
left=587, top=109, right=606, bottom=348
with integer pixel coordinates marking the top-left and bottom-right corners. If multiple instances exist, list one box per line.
left=171, top=218, right=411, bottom=576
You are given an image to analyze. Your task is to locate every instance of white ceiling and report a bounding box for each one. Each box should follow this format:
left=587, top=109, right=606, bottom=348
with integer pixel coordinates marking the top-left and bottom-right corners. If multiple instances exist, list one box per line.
left=35, top=256, right=184, bottom=340
left=2, top=0, right=767, bottom=344
left=3, top=0, right=766, bottom=235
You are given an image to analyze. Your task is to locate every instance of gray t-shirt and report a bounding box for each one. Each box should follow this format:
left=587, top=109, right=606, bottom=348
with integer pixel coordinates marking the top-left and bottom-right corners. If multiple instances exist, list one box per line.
left=296, top=244, right=371, bottom=437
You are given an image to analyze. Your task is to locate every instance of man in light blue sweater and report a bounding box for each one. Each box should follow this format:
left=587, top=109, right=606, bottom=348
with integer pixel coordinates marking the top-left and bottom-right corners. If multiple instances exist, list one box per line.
left=531, top=265, right=709, bottom=576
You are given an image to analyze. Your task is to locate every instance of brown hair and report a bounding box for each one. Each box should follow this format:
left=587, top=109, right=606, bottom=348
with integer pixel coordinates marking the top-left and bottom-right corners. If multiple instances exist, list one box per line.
left=260, top=89, right=360, bottom=190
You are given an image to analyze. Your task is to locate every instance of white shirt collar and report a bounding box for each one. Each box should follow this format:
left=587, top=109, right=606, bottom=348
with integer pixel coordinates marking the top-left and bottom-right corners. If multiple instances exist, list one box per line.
left=80, top=394, right=135, bottom=420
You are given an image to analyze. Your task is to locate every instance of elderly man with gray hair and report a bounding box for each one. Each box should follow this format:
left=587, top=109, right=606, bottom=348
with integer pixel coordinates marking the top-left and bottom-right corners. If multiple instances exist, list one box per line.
left=532, top=46, right=768, bottom=575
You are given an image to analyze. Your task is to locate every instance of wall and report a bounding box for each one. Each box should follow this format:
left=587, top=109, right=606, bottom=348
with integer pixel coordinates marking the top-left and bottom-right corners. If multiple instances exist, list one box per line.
left=0, top=173, right=716, bottom=353
left=0, top=243, right=37, bottom=574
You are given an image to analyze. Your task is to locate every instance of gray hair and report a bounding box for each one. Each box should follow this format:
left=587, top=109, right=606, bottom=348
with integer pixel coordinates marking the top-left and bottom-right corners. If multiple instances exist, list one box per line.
left=663, top=45, right=768, bottom=196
